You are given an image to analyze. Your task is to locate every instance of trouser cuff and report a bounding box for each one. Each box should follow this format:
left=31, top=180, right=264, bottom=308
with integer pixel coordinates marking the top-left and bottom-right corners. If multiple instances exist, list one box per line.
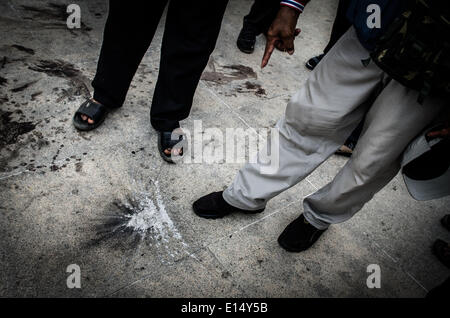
left=222, top=187, right=266, bottom=211
left=93, top=89, right=120, bottom=110
left=303, top=211, right=330, bottom=230
left=150, top=118, right=180, bottom=132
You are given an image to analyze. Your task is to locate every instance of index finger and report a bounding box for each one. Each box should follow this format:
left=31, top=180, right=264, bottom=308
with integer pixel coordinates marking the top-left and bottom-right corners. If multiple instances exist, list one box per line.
left=261, top=37, right=276, bottom=68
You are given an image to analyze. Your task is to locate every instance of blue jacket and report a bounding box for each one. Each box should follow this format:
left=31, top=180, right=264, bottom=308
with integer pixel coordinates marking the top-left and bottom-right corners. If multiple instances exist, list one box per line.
left=287, top=0, right=409, bottom=51
left=346, top=0, right=409, bottom=51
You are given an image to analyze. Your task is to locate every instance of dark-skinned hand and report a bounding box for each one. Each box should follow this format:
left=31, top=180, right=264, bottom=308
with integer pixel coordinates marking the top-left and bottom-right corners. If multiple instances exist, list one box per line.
left=262, top=6, right=300, bottom=68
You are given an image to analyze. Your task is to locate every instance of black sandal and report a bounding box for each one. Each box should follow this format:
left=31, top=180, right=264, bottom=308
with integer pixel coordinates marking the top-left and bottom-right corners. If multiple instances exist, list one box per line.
left=433, top=239, right=450, bottom=268
left=157, top=130, right=185, bottom=164
left=441, top=215, right=450, bottom=232
left=335, top=145, right=353, bottom=157
left=73, top=99, right=110, bottom=131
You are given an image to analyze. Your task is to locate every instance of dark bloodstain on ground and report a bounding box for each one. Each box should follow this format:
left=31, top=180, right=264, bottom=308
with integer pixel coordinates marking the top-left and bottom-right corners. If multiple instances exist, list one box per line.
left=20, top=3, right=92, bottom=33
left=201, top=64, right=257, bottom=84
left=10, top=80, right=39, bottom=93
left=224, top=65, right=257, bottom=78
left=31, top=91, right=42, bottom=101
left=1, top=57, right=7, bottom=69
left=0, top=110, right=35, bottom=147
left=236, top=81, right=266, bottom=97
left=30, top=59, right=81, bottom=78
left=11, top=45, right=35, bottom=55
left=29, top=59, right=90, bottom=101
left=75, top=162, right=83, bottom=172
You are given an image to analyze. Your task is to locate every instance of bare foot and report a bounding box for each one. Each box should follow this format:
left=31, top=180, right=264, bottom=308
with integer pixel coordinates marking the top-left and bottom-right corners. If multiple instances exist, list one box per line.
left=164, top=148, right=183, bottom=156
left=338, top=145, right=353, bottom=154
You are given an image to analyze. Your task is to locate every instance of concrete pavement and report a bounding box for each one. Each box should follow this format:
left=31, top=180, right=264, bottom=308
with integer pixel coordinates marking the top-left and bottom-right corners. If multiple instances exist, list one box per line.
left=0, top=0, right=449, bottom=297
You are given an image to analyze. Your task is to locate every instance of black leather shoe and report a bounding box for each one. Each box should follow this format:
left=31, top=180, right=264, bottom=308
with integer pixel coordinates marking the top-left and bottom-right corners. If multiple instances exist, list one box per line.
left=193, top=191, right=264, bottom=219
left=278, top=214, right=326, bottom=252
left=305, top=54, right=325, bottom=70
left=237, top=24, right=258, bottom=54
left=426, top=277, right=450, bottom=298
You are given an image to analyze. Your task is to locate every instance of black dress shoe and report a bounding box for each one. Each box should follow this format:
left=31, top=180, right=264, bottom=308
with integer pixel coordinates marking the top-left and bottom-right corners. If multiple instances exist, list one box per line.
left=305, top=53, right=325, bottom=70
left=426, top=276, right=450, bottom=298
left=237, top=24, right=258, bottom=54
left=193, top=191, right=264, bottom=219
left=278, top=214, right=327, bottom=252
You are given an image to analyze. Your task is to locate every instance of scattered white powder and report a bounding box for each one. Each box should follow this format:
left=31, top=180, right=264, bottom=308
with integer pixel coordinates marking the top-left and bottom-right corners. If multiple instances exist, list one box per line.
left=125, top=181, right=182, bottom=242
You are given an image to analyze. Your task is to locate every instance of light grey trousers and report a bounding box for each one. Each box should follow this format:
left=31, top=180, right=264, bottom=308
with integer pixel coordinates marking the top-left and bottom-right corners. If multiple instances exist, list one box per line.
left=223, top=27, right=445, bottom=230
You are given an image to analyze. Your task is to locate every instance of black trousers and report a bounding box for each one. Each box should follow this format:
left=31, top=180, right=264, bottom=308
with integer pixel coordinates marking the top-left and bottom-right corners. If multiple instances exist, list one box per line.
left=92, top=0, right=229, bottom=131
left=323, top=0, right=352, bottom=53
left=242, top=0, right=281, bottom=35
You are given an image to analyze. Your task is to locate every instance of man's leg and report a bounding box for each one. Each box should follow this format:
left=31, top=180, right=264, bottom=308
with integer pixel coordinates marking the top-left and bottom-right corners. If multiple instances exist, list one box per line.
left=243, top=0, right=281, bottom=35
left=237, top=0, right=280, bottom=53
left=303, top=80, right=445, bottom=229
left=223, top=27, right=386, bottom=210
left=323, top=0, right=352, bottom=54
left=150, top=0, right=229, bottom=132
left=305, top=0, right=351, bottom=70
left=92, top=0, right=168, bottom=109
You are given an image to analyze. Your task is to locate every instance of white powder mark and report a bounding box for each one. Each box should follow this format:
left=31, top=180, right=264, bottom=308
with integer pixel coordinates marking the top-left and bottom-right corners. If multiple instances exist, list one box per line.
left=123, top=181, right=192, bottom=261
left=125, top=181, right=181, bottom=240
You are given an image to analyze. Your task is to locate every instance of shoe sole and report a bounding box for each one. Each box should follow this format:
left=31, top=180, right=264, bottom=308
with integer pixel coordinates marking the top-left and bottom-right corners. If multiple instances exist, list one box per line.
left=236, top=41, right=254, bottom=54
left=277, top=235, right=308, bottom=253
left=193, top=204, right=264, bottom=219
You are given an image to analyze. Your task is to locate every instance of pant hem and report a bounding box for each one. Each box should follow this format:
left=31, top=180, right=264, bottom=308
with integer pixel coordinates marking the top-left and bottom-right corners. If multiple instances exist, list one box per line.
left=93, top=90, right=121, bottom=110
left=303, top=211, right=330, bottom=230
left=222, top=190, right=266, bottom=211
left=151, top=119, right=181, bottom=132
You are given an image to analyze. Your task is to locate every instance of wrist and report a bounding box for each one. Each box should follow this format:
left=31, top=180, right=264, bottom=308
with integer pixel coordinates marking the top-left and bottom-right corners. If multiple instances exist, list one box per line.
left=280, top=1, right=304, bottom=15
left=279, top=6, right=301, bottom=19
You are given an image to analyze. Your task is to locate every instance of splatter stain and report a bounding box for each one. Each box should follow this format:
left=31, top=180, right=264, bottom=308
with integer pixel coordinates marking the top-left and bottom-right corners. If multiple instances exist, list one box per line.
left=201, top=63, right=257, bottom=85
left=31, top=91, right=42, bottom=101
left=75, top=162, right=83, bottom=172
left=29, top=59, right=90, bottom=101
left=0, top=110, right=35, bottom=147
left=20, top=3, right=92, bottom=33
left=11, top=45, right=35, bottom=55
left=237, top=81, right=266, bottom=97
left=89, top=181, right=194, bottom=263
left=1, top=56, right=7, bottom=69
left=10, top=80, right=39, bottom=93
left=30, top=59, right=82, bottom=78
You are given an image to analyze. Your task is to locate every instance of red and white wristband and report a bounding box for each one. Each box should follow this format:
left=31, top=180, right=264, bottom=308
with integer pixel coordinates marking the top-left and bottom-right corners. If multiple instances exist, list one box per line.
left=280, top=0, right=306, bottom=13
